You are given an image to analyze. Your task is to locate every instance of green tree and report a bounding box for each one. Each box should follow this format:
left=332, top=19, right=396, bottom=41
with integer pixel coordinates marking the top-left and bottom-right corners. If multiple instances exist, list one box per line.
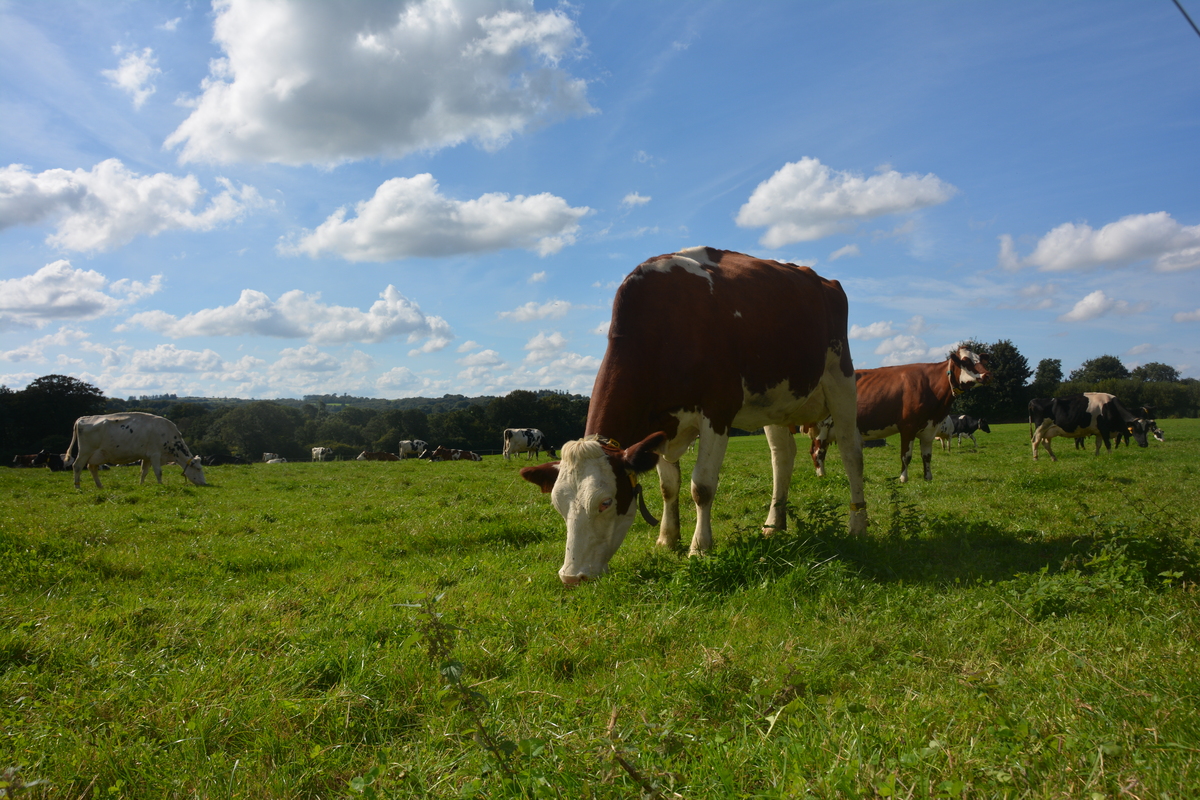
left=11, top=374, right=107, bottom=452
left=1029, top=358, right=1063, bottom=399
left=1068, top=355, right=1129, bottom=383
left=1131, top=362, right=1180, bottom=382
left=211, top=401, right=304, bottom=460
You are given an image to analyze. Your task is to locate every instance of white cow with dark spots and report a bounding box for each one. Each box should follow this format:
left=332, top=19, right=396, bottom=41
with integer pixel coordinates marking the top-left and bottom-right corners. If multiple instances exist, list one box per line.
left=67, top=412, right=206, bottom=489
left=502, top=428, right=555, bottom=460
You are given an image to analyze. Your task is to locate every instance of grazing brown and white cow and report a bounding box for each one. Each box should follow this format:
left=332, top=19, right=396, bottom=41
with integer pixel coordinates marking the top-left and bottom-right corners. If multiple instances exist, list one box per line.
left=503, top=428, right=556, bottom=460
left=356, top=450, right=400, bottom=461
left=67, top=412, right=206, bottom=489
left=1029, top=393, right=1152, bottom=461
left=429, top=446, right=482, bottom=462
left=398, top=440, right=428, bottom=459
left=807, top=348, right=992, bottom=482
left=519, top=247, right=866, bottom=585
left=12, top=453, right=41, bottom=468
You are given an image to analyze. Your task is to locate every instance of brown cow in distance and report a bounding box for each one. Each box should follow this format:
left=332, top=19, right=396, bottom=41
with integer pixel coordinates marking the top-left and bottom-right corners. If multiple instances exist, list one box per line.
left=807, top=347, right=992, bottom=482
left=519, top=246, right=866, bottom=585
left=356, top=451, right=400, bottom=461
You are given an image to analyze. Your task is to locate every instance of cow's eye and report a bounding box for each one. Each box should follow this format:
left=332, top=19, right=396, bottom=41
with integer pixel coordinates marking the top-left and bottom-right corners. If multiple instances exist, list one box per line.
left=598, top=498, right=614, bottom=513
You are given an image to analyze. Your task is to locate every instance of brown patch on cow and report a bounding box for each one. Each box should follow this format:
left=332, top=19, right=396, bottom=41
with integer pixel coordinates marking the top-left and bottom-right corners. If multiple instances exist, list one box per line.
left=691, top=482, right=714, bottom=507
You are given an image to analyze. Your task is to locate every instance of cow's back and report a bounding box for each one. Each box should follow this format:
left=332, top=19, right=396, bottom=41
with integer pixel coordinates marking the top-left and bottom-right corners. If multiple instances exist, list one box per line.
left=591, top=248, right=852, bottom=436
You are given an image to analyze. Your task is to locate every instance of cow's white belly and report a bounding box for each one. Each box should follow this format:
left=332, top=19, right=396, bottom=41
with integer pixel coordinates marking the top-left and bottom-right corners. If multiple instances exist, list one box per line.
left=861, top=424, right=900, bottom=441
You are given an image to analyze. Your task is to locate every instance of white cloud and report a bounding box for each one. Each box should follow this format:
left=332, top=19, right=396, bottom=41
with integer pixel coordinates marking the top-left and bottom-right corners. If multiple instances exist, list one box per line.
left=874, top=334, right=962, bottom=366
left=523, top=330, right=567, bottom=363
left=498, top=299, right=573, bottom=321
left=272, top=344, right=350, bottom=373
left=849, top=321, right=896, bottom=340
left=1000, top=212, right=1200, bottom=272
left=123, top=285, right=452, bottom=348
left=282, top=174, right=589, bottom=261
left=0, top=160, right=261, bottom=252
left=528, top=271, right=547, bottom=283
left=457, top=340, right=480, bottom=352
left=735, top=157, right=957, bottom=247
left=0, top=261, right=163, bottom=329
left=0, top=327, right=88, bottom=363
left=592, top=320, right=610, bottom=336
left=159, top=17, right=182, bottom=32
left=165, top=0, right=592, bottom=166
left=375, top=366, right=447, bottom=396
left=1127, top=343, right=1154, bottom=356
left=621, top=192, right=651, bottom=207
left=129, top=344, right=224, bottom=373
left=1058, top=290, right=1150, bottom=322
left=1174, top=309, right=1200, bottom=323
left=102, top=47, right=160, bottom=109
left=458, top=348, right=504, bottom=367
left=829, top=244, right=860, bottom=261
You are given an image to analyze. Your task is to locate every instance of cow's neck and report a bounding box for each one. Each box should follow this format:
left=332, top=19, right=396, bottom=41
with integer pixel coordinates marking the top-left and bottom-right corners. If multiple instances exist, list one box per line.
left=585, top=359, right=677, bottom=448
left=936, top=359, right=961, bottom=406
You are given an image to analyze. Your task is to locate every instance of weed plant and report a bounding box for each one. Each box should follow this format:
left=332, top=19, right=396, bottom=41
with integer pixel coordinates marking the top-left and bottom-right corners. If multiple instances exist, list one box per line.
left=1, top=421, right=1198, bottom=797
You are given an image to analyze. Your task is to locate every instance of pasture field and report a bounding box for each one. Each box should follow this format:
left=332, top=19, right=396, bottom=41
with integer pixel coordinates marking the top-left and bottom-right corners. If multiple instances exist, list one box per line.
left=2, top=421, right=1199, bottom=799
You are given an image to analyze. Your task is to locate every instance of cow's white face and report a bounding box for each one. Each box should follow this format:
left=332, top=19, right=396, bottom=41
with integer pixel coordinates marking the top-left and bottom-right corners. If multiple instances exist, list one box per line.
left=549, top=440, right=637, bottom=585
left=954, top=347, right=991, bottom=385
left=183, top=455, right=207, bottom=486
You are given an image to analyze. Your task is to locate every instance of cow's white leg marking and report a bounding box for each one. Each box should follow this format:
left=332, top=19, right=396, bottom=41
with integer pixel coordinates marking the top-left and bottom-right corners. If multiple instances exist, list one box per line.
left=656, top=458, right=682, bottom=548
left=824, top=365, right=867, bottom=534
left=688, top=418, right=728, bottom=556
left=764, top=424, right=795, bottom=533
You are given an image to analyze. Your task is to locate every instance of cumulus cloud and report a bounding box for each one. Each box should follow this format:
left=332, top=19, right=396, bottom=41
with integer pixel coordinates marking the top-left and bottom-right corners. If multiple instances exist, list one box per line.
left=523, top=330, right=567, bottom=363
left=735, top=157, right=957, bottom=247
left=281, top=174, right=589, bottom=261
left=592, top=320, right=610, bottom=336
left=129, top=344, right=224, bottom=373
left=0, top=160, right=261, bottom=251
left=0, top=261, right=163, bottom=329
left=165, top=0, right=593, bottom=165
left=999, top=212, right=1200, bottom=272
left=848, top=315, right=926, bottom=341
left=1174, top=309, right=1200, bottom=323
left=0, top=327, right=88, bottom=363
left=1058, top=290, right=1150, bottom=323
left=621, top=192, right=651, bottom=207
left=875, top=335, right=962, bottom=367
left=376, top=366, right=447, bottom=395
left=102, top=47, right=160, bottom=109
left=123, top=284, right=452, bottom=348
left=458, top=348, right=504, bottom=367
left=528, top=271, right=547, bottom=283
left=498, top=299, right=573, bottom=321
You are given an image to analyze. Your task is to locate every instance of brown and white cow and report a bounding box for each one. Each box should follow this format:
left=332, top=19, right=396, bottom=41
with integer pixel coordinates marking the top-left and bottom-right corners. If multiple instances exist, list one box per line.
left=519, top=247, right=867, bottom=585
left=67, top=412, right=206, bottom=489
left=356, top=450, right=400, bottom=461
left=429, top=446, right=482, bottom=462
left=807, top=347, right=992, bottom=482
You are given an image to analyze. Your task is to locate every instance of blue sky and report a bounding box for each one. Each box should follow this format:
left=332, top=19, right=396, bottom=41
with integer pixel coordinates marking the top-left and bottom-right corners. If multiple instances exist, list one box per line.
left=2, top=0, right=1198, bottom=400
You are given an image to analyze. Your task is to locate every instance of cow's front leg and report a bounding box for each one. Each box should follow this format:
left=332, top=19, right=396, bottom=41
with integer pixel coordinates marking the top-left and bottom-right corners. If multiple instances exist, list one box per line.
left=139, top=459, right=151, bottom=484
left=688, top=421, right=729, bottom=556
left=88, top=463, right=103, bottom=488
left=898, top=435, right=914, bottom=483
left=656, top=458, right=682, bottom=549
left=763, top=425, right=796, bottom=534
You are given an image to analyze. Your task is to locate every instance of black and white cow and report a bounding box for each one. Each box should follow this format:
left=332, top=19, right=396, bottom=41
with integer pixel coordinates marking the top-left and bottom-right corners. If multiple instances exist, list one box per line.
left=502, top=428, right=556, bottom=460
left=67, top=412, right=206, bottom=488
left=935, top=415, right=990, bottom=450
left=398, top=440, right=429, bottom=459
left=1029, top=393, right=1152, bottom=461
left=311, top=446, right=333, bottom=462
left=263, top=452, right=281, bottom=462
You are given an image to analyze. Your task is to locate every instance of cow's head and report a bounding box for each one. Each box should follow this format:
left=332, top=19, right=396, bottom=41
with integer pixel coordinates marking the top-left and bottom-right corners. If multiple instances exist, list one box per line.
left=950, top=347, right=991, bottom=388
left=183, top=455, right=207, bottom=486
left=1127, top=419, right=1152, bottom=448
left=521, top=432, right=665, bottom=585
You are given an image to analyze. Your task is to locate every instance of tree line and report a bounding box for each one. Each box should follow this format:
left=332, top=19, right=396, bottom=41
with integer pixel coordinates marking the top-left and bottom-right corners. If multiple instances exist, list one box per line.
left=3, top=351, right=1197, bottom=462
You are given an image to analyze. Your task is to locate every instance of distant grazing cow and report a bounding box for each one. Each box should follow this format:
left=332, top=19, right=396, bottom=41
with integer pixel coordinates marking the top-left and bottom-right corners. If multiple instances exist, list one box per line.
left=503, top=428, right=555, bottom=460
left=1029, top=393, right=1152, bottom=461
left=519, top=247, right=866, bottom=585
left=266, top=458, right=288, bottom=464
left=357, top=451, right=400, bottom=461
left=809, top=347, right=992, bottom=482
left=202, top=454, right=249, bottom=466
left=429, top=446, right=482, bottom=462
left=398, top=440, right=428, bottom=459
left=938, top=415, right=991, bottom=450
left=12, top=453, right=41, bottom=468
left=312, top=446, right=332, bottom=462
left=263, top=452, right=281, bottom=462
left=67, top=412, right=206, bottom=489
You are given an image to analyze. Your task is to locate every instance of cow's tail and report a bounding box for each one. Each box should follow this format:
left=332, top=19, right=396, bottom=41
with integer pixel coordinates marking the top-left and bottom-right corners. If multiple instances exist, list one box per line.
left=65, top=419, right=80, bottom=465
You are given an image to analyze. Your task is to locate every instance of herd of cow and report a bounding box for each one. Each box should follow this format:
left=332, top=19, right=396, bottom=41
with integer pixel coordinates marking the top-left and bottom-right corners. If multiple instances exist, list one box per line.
left=6, top=249, right=1172, bottom=587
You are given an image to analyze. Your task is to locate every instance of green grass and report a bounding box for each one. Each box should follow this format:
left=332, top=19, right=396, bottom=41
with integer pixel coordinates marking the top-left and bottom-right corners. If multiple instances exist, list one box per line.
left=2, top=422, right=1198, bottom=798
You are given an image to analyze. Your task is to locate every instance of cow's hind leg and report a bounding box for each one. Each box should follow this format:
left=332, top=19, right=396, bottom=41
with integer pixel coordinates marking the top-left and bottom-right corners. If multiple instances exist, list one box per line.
left=89, top=463, right=103, bottom=488
left=763, top=424, right=796, bottom=534
left=140, top=460, right=151, bottom=484
left=919, top=426, right=936, bottom=481
left=824, top=370, right=867, bottom=534
left=656, top=458, right=682, bottom=549
left=898, top=435, right=915, bottom=483
left=688, top=419, right=729, bottom=556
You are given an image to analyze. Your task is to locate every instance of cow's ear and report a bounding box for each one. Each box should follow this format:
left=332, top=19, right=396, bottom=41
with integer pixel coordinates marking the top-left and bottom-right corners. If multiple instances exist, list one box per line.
left=520, top=462, right=560, bottom=493
left=623, top=431, right=666, bottom=474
